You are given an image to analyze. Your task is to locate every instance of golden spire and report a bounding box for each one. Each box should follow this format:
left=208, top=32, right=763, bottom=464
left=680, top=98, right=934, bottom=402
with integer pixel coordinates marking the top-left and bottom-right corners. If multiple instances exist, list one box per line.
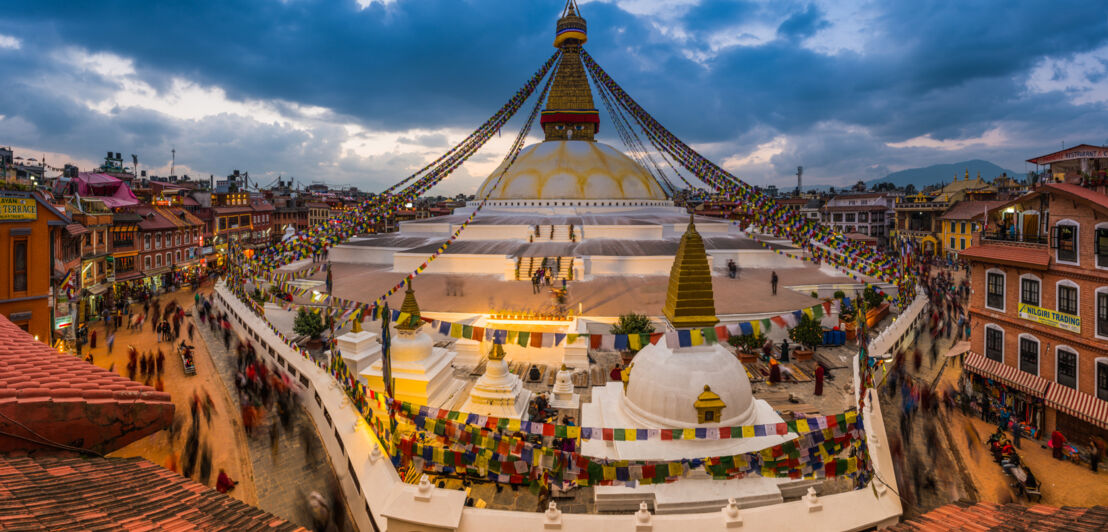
left=488, top=341, right=507, bottom=361
left=663, top=215, right=719, bottom=329
left=395, top=278, right=422, bottom=331
left=542, top=0, right=598, bottom=141
left=352, top=310, right=363, bottom=333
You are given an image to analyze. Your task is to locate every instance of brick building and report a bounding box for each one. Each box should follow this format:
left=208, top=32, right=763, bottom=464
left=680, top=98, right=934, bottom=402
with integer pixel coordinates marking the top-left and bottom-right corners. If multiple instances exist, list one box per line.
left=0, top=190, right=69, bottom=342
left=960, top=182, right=1108, bottom=443
left=820, top=193, right=895, bottom=241
left=134, top=206, right=204, bottom=291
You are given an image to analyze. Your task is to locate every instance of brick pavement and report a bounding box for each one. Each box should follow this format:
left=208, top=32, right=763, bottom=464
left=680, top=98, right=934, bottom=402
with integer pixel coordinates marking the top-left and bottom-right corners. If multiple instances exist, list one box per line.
left=193, top=302, right=356, bottom=532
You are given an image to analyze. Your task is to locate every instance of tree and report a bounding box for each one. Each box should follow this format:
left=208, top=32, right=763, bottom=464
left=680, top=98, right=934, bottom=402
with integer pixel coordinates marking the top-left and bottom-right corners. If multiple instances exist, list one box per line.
left=903, top=184, right=917, bottom=195
left=610, top=313, right=655, bottom=354
left=610, top=313, right=655, bottom=335
left=728, top=332, right=766, bottom=353
left=853, top=180, right=867, bottom=192
left=788, top=314, right=824, bottom=351
left=293, top=307, right=326, bottom=340
left=863, top=285, right=887, bottom=310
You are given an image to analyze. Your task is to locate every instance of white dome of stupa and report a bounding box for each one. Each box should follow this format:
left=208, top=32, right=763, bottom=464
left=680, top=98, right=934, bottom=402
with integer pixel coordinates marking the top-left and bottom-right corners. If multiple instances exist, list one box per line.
left=621, top=339, right=756, bottom=428
left=474, top=140, right=668, bottom=200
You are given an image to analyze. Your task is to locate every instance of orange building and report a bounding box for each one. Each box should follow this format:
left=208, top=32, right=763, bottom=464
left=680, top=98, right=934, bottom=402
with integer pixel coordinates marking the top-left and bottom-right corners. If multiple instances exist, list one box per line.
left=0, top=190, right=70, bottom=342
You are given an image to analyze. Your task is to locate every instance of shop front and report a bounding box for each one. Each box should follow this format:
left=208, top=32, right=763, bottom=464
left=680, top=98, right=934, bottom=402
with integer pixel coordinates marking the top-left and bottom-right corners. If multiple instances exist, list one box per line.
left=962, top=351, right=1051, bottom=439
left=1044, top=383, right=1108, bottom=447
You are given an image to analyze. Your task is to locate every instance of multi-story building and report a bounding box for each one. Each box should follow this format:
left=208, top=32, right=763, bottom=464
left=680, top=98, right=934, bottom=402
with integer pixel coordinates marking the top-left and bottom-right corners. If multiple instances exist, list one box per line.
left=134, top=206, right=204, bottom=291
left=0, top=190, right=70, bottom=342
left=960, top=182, right=1108, bottom=443
left=249, top=197, right=275, bottom=248
left=306, top=201, right=330, bottom=228
left=820, top=193, right=895, bottom=241
left=1027, top=144, right=1108, bottom=184
left=894, top=172, right=997, bottom=254
left=109, top=211, right=143, bottom=295
left=69, top=198, right=115, bottom=321
left=937, top=200, right=1006, bottom=259
left=272, top=195, right=309, bottom=233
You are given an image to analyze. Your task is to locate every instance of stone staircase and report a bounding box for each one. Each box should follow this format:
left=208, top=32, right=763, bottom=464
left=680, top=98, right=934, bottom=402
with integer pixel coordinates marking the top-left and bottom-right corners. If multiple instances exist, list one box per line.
left=533, top=224, right=575, bottom=241
left=516, top=257, right=574, bottom=281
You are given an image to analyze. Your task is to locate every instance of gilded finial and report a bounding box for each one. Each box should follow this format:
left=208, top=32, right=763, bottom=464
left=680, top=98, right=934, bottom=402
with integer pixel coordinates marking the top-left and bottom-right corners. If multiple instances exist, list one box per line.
left=488, top=342, right=507, bottom=361
left=352, top=310, right=363, bottom=333
left=396, top=278, right=422, bottom=331
left=663, top=211, right=718, bottom=329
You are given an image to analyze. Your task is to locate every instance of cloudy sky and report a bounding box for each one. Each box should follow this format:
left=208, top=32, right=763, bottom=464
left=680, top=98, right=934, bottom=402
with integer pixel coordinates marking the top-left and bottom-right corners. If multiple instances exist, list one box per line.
left=1, top=0, right=1107, bottom=194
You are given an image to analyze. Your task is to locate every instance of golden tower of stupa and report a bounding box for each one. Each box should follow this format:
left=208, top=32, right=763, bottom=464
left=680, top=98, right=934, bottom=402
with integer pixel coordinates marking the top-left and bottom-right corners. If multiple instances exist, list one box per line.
left=395, top=278, right=422, bottom=332
left=662, top=215, right=719, bottom=328
left=541, top=0, right=599, bottom=141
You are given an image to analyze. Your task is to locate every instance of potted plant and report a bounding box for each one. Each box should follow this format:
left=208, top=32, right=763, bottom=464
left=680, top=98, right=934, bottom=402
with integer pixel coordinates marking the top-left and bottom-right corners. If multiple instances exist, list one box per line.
left=788, top=314, right=823, bottom=360
left=293, top=307, right=327, bottom=350
left=727, top=332, right=766, bottom=363
left=610, top=312, right=655, bottom=364
left=839, top=298, right=858, bottom=341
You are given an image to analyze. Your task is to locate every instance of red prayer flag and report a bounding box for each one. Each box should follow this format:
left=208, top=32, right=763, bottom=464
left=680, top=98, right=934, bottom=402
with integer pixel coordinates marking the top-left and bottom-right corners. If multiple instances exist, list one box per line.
left=602, top=428, right=614, bottom=441
left=590, top=334, right=602, bottom=349
left=649, top=332, right=664, bottom=345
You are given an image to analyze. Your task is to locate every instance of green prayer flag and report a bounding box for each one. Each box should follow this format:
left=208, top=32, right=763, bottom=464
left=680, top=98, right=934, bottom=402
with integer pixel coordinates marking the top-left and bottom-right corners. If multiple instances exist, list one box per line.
left=703, top=327, right=718, bottom=344
left=517, top=331, right=530, bottom=347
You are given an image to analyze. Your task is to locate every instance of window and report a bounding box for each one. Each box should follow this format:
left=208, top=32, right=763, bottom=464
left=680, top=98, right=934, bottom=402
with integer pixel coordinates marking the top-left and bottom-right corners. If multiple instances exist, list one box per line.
left=1097, top=227, right=1108, bottom=268
left=1053, top=223, right=1078, bottom=263
left=1020, top=277, right=1040, bottom=306
left=950, top=237, right=956, bottom=250
left=986, top=271, right=1005, bottom=310
left=1058, top=283, right=1078, bottom=315
left=1056, top=348, right=1077, bottom=389
left=1099, top=290, right=1108, bottom=338
left=1019, top=336, right=1039, bottom=375
left=143, top=234, right=150, bottom=250
left=12, top=239, right=27, bottom=292
left=176, top=250, right=181, bottom=263
left=985, top=326, right=1003, bottom=362
left=845, top=213, right=856, bottom=222
left=1099, top=359, right=1108, bottom=401
left=174, top=233, right=180, bottom=246
left=166, top=252, right=172, bottom=266
left=960, top=238, right=966, bottom=250
left=155, top=233, right=162, bottom=249
left=155, top=254, right=162, bottom=267
left=144, top=256, right=151, bottom=269
left=960, top=222, right=966, bottom=234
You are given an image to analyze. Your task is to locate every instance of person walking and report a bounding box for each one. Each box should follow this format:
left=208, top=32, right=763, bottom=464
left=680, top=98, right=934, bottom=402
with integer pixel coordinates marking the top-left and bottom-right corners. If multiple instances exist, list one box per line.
left=1090, top=436, right=1106, bottom=473
left=1011, top=420, right=1022, bottom=449
left=780, top=338, right=790, bottom=363
left=814, top=364, right=825, bottom=396
left=90, top=329, right=97, bottom=349
left=106, top=332, right=115, bottom=355
left=771, top=271, right=778, bottom=295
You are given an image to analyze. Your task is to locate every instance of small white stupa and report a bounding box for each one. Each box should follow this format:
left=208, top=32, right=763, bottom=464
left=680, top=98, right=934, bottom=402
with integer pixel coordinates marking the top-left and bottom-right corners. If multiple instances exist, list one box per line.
left=334, top=312, right=382, bottom=378
left=549, top=364, right=580, bottom=409
left=461, top=342, right=532, bottom=419
left=362, top=280, right=465, bottom=409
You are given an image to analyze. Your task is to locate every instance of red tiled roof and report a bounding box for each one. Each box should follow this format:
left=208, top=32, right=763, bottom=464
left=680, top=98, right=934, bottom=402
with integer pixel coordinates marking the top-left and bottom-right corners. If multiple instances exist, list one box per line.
left=964, top=351, right=1051, bottom=397
left=888, top=500, right=1108, bottom=531
left=212, top=205, right=253, bottom=215
left=958, top=243, right=1050, bottom=269
left=64, top=223, right=88, bottom=236
left=1046, top=182, right=1108, bottom=214
left=0, top=314, right=173, bottom=454
left=1044, top=382, right=1108, bottom=430
left=821, top=205, right=889, bottom=212
left=939, top=200, right=1008, bottom=221
left=0, top=455, right=305, bottom=531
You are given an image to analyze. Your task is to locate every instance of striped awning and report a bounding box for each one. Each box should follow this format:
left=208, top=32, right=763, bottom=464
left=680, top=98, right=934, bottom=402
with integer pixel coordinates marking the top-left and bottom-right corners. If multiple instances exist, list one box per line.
left=1045, top=383, right=1108, bottom=430
left=964, top=351, right=1051, bottom=397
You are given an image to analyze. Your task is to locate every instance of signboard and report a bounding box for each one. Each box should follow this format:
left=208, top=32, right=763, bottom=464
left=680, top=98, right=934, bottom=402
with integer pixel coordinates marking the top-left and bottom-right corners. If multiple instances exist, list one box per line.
left=0, top=197, right=37, bottom=221
left=1018, top=303, right=1081, bottom=333
left=54, top=315, right=73, bottom=329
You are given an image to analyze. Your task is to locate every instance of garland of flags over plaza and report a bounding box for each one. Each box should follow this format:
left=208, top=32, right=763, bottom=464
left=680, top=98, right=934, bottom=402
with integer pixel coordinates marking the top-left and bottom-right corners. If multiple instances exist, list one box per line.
left=219, top=42, right=928, bottom=489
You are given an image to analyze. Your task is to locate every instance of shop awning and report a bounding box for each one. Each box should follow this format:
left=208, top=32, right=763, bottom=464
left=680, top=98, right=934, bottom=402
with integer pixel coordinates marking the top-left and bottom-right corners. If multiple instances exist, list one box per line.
left=1044, top=383, right=1108, bottom=430
left=113, top=271, right=144, bottom=282
left=85, top=283, right=109, bottom=296
left=964, top=351, right=1051, bottom=397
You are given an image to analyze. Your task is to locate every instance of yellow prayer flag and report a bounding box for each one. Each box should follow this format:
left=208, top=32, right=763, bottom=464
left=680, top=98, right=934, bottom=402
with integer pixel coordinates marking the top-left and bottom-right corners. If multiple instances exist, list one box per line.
left=690, top=329, right=703, bottom=346
left=433, top=447, right=444, bottom=465
left=682, top=429, right=695, bottom=440
left=845, top=411, right=858, bottom=424
left=603, top=466, right=616, bottom=480
left=846, top=458, right=858, bottom=474
left=625, top=429, right=637, bottom=441
left=796, top=419, right=810, bottom=433
left=803, top=307, right=814, bottom=319
left=751, top=321, right=760, bottom=337
left=567, top=334, right=578, bottom=344
left=628, top=334, right=642, bottom=351
left=567, top=426, right=580, bottom=439
left=449, top=323, right=463, bottom=338
left=507, top=419, right=521, bottom=432
left=742, top=426, right=755, bottom=438
left=668, top=462, right=683, bottom=477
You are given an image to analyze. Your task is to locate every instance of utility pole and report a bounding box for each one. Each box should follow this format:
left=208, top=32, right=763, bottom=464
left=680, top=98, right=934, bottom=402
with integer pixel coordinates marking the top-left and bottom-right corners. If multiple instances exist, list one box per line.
left=170, top=147, right=176, bottom=176
left=796, top=166, right=803, bottom=197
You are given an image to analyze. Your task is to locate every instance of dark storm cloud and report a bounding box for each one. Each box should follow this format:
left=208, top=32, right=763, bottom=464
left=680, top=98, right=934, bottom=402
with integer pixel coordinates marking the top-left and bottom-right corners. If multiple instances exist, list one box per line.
left=1, top=0, right=1107, bottom=188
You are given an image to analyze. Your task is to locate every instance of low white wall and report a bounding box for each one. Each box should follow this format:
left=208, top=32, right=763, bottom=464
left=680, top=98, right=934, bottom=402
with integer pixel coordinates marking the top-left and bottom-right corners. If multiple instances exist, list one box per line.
left=580, top=225, right=663, bottom=240
left=215, top=282, right=903, bottom=532
left=329, top=244, right=406, bottom=265
left=393, top=253, right=515, bottom=276
left=868, top=288, right=929, bottom=359
left=212, top=283, right=389, bottom=532
left=398, top=221, right=454, bottom=234
left=453, top=225, right=532, bottom=241
left=585, top=255, right=673, bottom=276
left=708, top=250, right=809, bottom=270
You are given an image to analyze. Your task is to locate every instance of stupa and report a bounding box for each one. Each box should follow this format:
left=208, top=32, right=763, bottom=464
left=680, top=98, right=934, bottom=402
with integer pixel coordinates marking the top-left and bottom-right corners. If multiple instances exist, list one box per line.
left=549, top=364, right=580, bottom=409
left=362, top=281, right=466, bottom=408
left=460, top=342, right=532, bottom=419
left=580, top=220, right=802, bottom=511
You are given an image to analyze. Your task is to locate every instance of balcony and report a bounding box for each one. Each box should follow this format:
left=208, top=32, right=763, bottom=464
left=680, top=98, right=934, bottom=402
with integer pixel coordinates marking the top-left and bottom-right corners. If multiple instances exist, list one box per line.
left=980, top=231, right=1047, bottom=246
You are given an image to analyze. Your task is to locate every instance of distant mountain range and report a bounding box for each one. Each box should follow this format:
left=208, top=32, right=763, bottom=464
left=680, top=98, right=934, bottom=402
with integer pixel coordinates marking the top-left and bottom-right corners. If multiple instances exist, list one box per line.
left=867, top=160, right=1021, bottom=189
